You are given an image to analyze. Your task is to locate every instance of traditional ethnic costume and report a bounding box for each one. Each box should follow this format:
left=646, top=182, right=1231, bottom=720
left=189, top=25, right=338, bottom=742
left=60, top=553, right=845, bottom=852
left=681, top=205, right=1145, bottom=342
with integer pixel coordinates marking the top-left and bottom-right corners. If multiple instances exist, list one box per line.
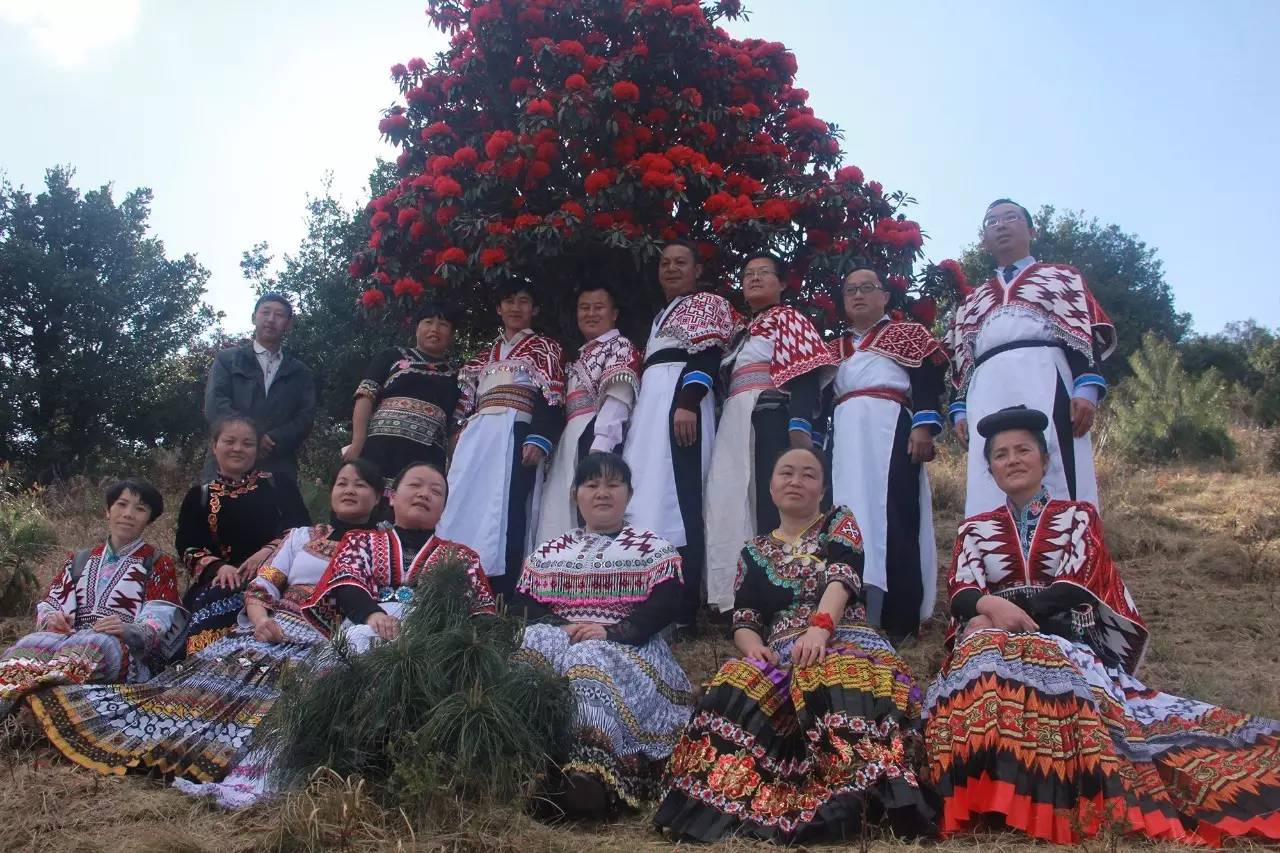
left=925, top=491, right=1280, bottom=845
left=946, top=258, right=1115, bottom=516
left=703, top=303, right=834, bottom=612
left=655, top=507, right=934, bottom=843
left=176, top=470, right=310, bottom=656
left=513, top=526, right=691, bottom=808
left=437, top=329, right=564, bottom=595
left=827, top=316, right=948, bottom=639
left=623, top=292, right=739, bottom=625
left=536, top=330, right=640, bottom=543
left=29, top=521, right=367, bottom=798
left=0, top=540, right=184, bottom=716
left=354, top=346, right=460, bottom=485
left=303, top=526, right=496, bottom=653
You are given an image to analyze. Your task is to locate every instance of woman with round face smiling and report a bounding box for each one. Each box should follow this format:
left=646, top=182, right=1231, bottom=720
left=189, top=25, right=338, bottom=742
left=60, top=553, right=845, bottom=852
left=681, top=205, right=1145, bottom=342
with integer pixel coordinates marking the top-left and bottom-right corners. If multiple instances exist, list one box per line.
left=923, top=406, right=1280, bottom=845
left=826, top=265, right=949, bottom=642
left=30, top=461, right=385, bottom=807
left=702, top=254, right=835, bottom=615
left=536, top=284, right=641, bottom=544
left=346, top=301, right=462, bottom=487
left=656, top=448, right=933, bottom=843
left=176, top=416, right=311, bottom=657
left=514, top=453, right=690, bottom=817
left=305, top=461, right=495, bottom=652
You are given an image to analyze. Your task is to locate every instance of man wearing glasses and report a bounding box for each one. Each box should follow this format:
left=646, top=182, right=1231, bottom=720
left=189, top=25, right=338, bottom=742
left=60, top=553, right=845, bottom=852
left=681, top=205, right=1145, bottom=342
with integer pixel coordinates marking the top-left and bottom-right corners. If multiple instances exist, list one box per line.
left=946, top=199, right=1116, bottom=516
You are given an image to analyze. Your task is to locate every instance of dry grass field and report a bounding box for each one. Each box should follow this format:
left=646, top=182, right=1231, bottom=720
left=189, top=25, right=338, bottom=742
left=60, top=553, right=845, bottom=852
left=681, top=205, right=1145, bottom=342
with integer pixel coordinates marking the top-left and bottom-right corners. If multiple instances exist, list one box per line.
left=2, top=431, right=1279, bottom=852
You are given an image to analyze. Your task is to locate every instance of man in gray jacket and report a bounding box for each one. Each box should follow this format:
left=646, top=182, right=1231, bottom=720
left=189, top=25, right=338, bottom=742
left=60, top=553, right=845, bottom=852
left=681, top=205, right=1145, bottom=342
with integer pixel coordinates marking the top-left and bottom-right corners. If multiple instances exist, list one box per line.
left=202, top=292, right=316, bottom=482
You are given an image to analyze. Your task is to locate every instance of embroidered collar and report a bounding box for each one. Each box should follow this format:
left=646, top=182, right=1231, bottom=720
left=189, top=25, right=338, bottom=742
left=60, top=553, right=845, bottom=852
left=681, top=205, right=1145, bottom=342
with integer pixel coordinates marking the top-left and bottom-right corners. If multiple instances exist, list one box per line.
left=584, top=328, right=621, bottom=347
left=104, top=536, right=145, bottom=562
left=849, top=315, right=891, bottom=344
left=1007, top=485, right=1050, bottom=556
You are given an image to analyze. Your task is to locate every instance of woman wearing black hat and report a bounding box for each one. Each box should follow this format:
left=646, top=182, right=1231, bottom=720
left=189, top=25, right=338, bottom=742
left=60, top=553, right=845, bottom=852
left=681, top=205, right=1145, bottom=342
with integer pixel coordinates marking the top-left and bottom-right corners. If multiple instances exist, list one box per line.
left=923, top=405, right=1280, bottom=846
left=345, top=300, right=462, bottom=487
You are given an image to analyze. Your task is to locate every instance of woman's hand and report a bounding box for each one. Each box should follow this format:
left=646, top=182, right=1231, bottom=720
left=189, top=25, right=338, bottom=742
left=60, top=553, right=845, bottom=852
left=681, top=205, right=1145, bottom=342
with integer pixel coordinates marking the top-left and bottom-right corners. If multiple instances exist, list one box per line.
left=790, top=626, right=831, bottom=668
left=341, top=441, right=364, bottom=463
left=742, top=642, right=780, bottom=666
left=239, top=547, right=275, bottom=580
left=565, top=622, right=607, bottom=643
left=954, top=417, right=969, bottom=449
left=907, top=426, right=936, bottom=464
left=365, top=612, right=400, bottom=642
left=43, top=612, right=73, bottom=634
left=788, top=430, right=813, bottom=450
left=1071, top=397, right=1097, bottom=438
left=960, top=613, right=995, bottom=639
left=673, top=407, right=698, bottom=447
left=92, top=615, right=126, bottom=638
left=213, top=563, right=242, bottom=589
left=253, top=618, right=286, bottom=643
left=976, top=595, right=1038, bottom=633
left=521, top=444, right=547, bottom=466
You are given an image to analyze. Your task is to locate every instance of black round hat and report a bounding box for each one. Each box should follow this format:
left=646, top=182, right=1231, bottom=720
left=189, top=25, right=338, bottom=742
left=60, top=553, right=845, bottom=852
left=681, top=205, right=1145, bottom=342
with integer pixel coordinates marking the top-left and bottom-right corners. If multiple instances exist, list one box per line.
left=975, top=404, right=1049, bottom=440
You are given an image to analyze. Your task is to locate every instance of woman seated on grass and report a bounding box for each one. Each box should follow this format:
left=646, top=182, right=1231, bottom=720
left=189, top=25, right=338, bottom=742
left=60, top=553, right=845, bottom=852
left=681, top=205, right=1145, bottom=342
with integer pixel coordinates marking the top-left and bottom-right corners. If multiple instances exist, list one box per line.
left=178, top=415, right=311, bottom=656
left=924, top=404, right=1280, bottom=846
left=654, top=447, right=935, bottom=844
left=512, top=452, right=691, bottom=818
left=26, top=461, right=382, bottom=805
left=302, top=461, right=495, bottom=651
left=0, top=479, right=184, bottom=716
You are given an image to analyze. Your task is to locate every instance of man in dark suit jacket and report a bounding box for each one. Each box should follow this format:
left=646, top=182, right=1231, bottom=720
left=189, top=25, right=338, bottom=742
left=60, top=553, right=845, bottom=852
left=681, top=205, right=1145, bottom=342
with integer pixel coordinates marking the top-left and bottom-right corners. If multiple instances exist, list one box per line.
left=202, top=292, right=316, bottom=482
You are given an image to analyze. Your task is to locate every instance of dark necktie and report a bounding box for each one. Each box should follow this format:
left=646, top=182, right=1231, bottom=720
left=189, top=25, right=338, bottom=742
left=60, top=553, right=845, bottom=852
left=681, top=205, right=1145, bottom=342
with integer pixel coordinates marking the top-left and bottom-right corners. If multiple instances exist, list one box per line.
left=1001, top=265, right=1018, bottom=284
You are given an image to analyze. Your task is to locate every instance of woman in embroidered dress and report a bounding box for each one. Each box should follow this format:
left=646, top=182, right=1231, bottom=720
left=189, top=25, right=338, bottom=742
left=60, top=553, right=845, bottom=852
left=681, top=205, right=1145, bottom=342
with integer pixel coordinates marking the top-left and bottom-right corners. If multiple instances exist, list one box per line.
left=0, top=480, right=184, bottom=716
left=177, top=415, right=311, bottom=656
left=655, top=447, right=934, bottom=843
left=536, top=284, right=640, bottom=544
left=344, top=300, right=461, bottom=484
left=925, top=405, right=1280, bottom=846
left=703, top=253, right=835, bottom=614
left=304, top=461, right=496, bottom=654
left=28, top=461, right=382, bottom=799
left=827, top=266, right=949, bottom=641
left=513, top=452, right=690, bottom=816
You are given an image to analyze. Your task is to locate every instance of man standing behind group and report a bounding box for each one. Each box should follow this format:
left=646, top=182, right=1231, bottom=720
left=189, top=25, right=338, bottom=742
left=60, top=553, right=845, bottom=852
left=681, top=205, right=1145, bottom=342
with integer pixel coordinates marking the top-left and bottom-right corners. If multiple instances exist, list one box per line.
left=623, top=241, right=739, bottom=629
left=203, top=293, right=316, bottom=484
left=947, top=199, right=1116, bottom=516
left=536, top=284, right=640, bottom=544
left=438, top=280, right=565, bottom=597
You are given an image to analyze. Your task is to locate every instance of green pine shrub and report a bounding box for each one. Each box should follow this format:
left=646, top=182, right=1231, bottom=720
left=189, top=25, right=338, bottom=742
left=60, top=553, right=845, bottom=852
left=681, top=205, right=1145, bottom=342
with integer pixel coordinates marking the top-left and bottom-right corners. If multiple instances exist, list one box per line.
left=1108, top=332, right=1236, bottom=463
left=260, top=556, right=571, bottom=817
left=0, top=470, right=59, bottom=617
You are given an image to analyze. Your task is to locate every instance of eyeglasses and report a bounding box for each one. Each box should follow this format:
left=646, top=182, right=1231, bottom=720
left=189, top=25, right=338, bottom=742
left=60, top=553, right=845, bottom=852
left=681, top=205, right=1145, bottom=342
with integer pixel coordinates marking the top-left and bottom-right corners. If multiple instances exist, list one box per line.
left=742, top=268, right=778, bottom=281
left=843, top=284, right=884, bottom=295
left=982, top=211, right=1025, bottom=229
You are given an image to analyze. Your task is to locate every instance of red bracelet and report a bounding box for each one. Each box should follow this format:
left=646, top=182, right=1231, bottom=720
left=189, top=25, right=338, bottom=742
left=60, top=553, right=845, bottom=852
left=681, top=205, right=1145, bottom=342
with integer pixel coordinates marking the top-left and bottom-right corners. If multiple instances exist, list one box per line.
left=808, top=612, right=835, bottom=634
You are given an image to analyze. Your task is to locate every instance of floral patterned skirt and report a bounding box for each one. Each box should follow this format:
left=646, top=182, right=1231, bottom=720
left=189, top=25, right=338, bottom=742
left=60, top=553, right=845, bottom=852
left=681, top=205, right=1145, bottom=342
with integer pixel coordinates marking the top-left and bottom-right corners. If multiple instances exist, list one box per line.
left=29, top=609, right=324, bottom=793
left=0, top=629, right=137, bottom=716
left=924, top=629, right=1280, bottom=846
left=182, top=581, right=246, bottom=657
left=517, top=623, right=693, bottom=809
left=654, top=625, right=934, bottom=843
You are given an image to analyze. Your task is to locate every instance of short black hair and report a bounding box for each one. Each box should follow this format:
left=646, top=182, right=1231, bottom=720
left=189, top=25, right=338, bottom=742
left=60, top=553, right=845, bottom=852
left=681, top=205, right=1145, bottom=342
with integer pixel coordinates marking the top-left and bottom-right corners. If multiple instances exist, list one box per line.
left=572, top=452, right=632, bottom=490
left=659, top=239, right=700, bottom=263
left=575, top=282, right=619, bottom=309
left=105, top=478, right=164, bottom=522
left=742, top=252, right=787, bottom=279
left=210, top=414, right=261, bottom=442
left=333, top=458, right=384, bottom=492
left=985, top=198, right=1034, bottom=229
left=412, top=299, right=459, bottom=329
left=772, top=445, right=826, bottom=478
left=494, top=277, right=540, bottom=306
left=391, top=461, right=448, bottom=496
left=253, top=292, right=293, bottom=318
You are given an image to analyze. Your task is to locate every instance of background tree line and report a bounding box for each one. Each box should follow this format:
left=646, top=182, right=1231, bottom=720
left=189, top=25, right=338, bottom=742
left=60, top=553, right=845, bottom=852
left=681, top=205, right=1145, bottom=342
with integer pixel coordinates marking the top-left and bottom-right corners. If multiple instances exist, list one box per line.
left=0, top=165, right=1271, bottom=482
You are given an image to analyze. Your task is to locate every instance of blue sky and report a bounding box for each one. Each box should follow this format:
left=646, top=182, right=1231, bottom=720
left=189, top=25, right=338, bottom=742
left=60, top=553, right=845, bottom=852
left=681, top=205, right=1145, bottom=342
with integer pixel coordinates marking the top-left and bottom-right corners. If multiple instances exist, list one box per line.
left=2, top=0, right=1277, bottom=336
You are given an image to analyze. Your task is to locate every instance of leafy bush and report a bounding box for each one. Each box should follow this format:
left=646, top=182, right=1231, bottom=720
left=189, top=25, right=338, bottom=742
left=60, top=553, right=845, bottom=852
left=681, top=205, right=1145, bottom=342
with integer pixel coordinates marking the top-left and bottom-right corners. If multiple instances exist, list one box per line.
left=261, top=557, right=571, bottom=816
left=0, top=470, right=60, bottom=616
left=1109, top=332, right=1235, bottom=463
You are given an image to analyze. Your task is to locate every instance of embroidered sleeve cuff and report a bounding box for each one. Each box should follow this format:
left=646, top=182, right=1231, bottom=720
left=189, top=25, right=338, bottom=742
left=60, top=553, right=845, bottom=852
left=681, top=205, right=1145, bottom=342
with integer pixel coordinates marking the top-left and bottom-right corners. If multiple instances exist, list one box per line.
left=524, top=434, right=552, bottom=454
left=824, top=562, right=862, bottom=597
left=729, top=608, right=765, bottom=636
left=911, top=410, right=943, bottom=435
left=787, top=418, right=812, bottom=436
left=354, top=379, right=381, bottom=401
left=1072, top=374, right=1106, bottom=402
left=681, top=370, right=713, bottom=390
left=948, top=401, right=967, bottom=424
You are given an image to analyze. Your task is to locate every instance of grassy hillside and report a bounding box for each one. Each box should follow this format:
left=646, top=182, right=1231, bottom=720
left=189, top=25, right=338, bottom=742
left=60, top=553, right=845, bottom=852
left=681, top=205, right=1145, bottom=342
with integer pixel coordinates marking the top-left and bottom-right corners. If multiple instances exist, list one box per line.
left=1, top=434, right=1278, bottom=852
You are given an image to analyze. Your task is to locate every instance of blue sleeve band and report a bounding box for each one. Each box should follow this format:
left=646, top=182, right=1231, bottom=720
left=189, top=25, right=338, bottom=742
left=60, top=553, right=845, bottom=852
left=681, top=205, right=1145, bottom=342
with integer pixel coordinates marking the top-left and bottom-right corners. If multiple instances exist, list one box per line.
left=1074, top=372, right=1108, bottom=392
left=948, top=401, right=967, bottom=423
left=523, top=434, right=552, bottom=454
left=681, top=370, right=713, bottom=389
left=911, top=410, right=944, bottom=436
left=787, top=418, right=812, bottom=436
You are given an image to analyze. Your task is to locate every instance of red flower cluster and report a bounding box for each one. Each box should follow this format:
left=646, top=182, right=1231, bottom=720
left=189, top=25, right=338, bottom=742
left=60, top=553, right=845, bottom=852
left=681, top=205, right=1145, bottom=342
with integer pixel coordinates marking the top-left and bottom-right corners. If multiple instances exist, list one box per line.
left=611, top=80, right=640, bottom=102
left=872, top=218, right=924, bottom=251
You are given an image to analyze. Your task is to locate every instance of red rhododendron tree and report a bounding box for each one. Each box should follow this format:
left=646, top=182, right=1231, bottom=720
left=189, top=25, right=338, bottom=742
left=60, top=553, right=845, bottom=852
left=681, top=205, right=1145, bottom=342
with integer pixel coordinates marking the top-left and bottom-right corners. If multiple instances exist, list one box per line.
left=350, top=0, right=938, bottom=341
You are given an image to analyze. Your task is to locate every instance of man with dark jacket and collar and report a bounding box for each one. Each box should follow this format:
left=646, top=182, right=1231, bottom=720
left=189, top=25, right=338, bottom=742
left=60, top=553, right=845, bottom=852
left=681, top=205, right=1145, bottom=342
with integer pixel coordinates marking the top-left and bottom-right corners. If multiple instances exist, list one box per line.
left=202, top=292, right=316, bottom=483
